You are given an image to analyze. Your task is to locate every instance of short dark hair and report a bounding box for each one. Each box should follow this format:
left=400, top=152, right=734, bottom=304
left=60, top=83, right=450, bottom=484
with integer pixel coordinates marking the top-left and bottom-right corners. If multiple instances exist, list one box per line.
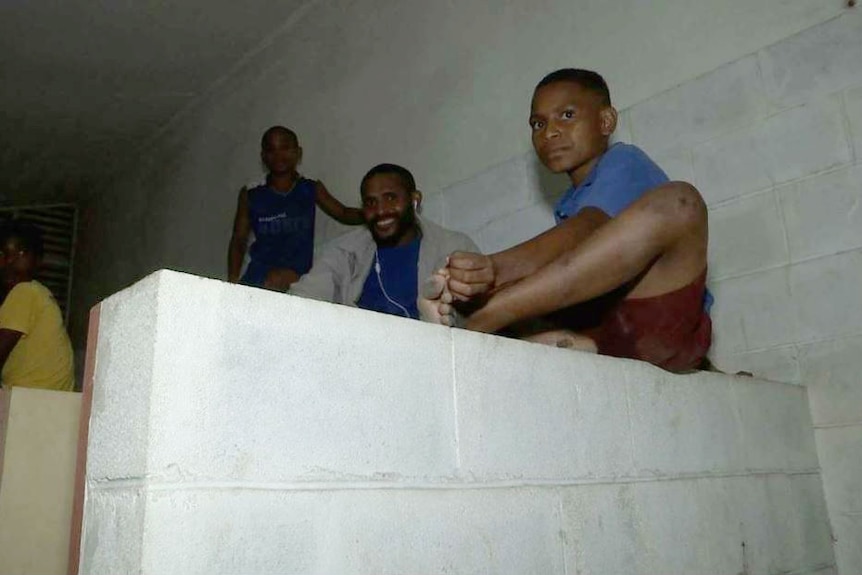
left=360, top=163, right=417, bottom=197
left=535, top=68, right=611, bottom=106
left=0, top=219, right=44, bottom=259
left=260, top=125, right=299, bottom=149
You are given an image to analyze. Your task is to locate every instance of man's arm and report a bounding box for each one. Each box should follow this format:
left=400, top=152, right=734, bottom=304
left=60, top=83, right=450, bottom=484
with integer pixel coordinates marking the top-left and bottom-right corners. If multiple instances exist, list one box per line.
left=447, top=207, right=610, bottom=299
left=463, top=181, right=707, bottom=333
left=315, top=180, right=364, bottom=225
left=0, top=329, right=23, bottom=381
left=227, top=186, right=251, bottom=283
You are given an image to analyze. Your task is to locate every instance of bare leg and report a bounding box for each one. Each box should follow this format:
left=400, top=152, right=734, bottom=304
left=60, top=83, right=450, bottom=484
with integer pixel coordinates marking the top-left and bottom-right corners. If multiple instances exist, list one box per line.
left=465, top=181, right=708, bottom=333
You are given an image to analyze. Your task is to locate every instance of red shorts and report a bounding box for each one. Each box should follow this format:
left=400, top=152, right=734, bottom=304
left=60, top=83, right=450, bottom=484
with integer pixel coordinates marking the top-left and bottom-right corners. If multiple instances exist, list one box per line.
left=548, top=270, right=712, bottom=372
left=593, top=271, right=711, bottom=372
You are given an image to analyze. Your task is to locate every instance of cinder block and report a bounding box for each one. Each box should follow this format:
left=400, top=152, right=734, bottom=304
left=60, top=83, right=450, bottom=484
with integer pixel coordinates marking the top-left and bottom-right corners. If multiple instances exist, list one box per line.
left=692, top=127, right=775, bottom=206
left=730, top=474, right=832, bottom=575
left=651, top=146, right=694, bottom=182
left=798, top=335, right=862, bottom=427
left=629, top=56, right=768, bottom=155
left=627, top=371, right=744, bottom=476
left=754, top=96, right=851, bottom=185
left=563, top=476, right=833, bottom=575
left=629, top=479, right=742, bottom=574
left=758, top=10, right=862, bottom=108
left=89, top=270, right=459, bottom=484
left=788, top=473, right=838, bottom=572
left=559, top=484, right=640, bottom=575
left=442, top=153, right=535, bottom=233
left=140, top=489, right=330, bottom=574
left=321, top=488, right=565, bottom=575
left=79, top=487, right=146, bottom=575
left=709, top=345, right=801, bottom=385
left=475, top=201, right=555, bottom=255
left=452, top=330, right=635, bottom=480
left=694, top=96, right=851, bottom=204
left=790, top=250, right=862, bottom=343
left=86, top=273, right=161, bottom=481
left=708, top=268, right=800, bottom=356
left=779, top=164, right=862, bottom=262
left=847, top=87, right=862, bottom=162
left=419, top=192, right=447, bottom=226
left=814, top=426, right=862, bottom=523
left=732, top=378, right=819, bottom=472
left=707, top=191, right=789, bottom=280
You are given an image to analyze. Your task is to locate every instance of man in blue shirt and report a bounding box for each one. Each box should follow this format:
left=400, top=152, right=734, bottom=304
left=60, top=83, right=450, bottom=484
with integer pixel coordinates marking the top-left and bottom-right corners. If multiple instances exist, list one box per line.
left=290, top=164, right=478, bottom=319
left=430, top=69, right=711, bottom=372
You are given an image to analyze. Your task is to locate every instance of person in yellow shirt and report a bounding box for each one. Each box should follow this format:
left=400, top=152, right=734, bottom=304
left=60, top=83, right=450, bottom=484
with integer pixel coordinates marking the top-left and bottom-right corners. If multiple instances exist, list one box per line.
left=0, top=219, right=74, bottom=391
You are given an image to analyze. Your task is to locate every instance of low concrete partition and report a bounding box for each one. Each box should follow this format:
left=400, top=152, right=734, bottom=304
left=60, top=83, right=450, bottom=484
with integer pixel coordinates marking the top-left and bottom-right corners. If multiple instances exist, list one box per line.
left=0, top=387, right=81, bottom=575
left=77, top=270, right=835, bottom=575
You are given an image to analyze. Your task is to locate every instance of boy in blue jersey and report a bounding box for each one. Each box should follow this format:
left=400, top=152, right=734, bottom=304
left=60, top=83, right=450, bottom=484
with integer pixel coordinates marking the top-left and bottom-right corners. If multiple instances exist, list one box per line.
left=431, top=69, right=711, bottom=372
left=227, top=126, right=364, bottom=290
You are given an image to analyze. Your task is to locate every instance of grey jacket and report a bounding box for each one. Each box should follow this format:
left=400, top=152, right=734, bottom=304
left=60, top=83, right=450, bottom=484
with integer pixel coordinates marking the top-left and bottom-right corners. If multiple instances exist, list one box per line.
left=290, top=218, right=479, bottom=307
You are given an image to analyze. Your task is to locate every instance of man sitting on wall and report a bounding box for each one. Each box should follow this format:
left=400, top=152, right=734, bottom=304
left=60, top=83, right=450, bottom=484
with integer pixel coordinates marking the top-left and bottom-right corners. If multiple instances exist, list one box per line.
left=425, top=68, right=712, bottom=373
left=290, top=163, right=479, bottom=320
left=0, top=219, right=74, bottom=391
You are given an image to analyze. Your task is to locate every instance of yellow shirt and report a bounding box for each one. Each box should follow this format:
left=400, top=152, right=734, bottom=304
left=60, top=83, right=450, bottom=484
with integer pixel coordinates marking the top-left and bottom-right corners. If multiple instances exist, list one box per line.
left=0, top=280, right=74, bottom=391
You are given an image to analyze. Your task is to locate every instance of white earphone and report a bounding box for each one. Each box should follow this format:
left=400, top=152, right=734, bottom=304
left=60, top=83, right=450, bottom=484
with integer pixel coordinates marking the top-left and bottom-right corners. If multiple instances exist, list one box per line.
left=374, top=250, right=412, bottom=318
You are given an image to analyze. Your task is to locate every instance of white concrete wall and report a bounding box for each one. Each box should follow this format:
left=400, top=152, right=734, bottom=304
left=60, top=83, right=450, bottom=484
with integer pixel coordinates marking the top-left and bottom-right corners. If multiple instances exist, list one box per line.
left=79, top=270, right=834, bottom=575
left=68, top=0, right=843, bottom=346
left=68, top=2, right=862, bottom=572
left=0, top=387, right=81, bottom=575
left=430, top=12, right=862, bottom=572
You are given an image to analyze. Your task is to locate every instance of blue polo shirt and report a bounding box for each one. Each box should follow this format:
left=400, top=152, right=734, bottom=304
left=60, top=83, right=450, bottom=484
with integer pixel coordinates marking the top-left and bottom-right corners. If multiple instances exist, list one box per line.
left=554, top=143, right=713, bottom=312
left=554, top=143, right=668, bottom=222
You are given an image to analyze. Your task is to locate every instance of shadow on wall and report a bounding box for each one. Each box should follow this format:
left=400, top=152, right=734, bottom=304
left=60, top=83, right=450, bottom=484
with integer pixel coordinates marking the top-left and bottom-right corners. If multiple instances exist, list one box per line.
left=527, top=152, right=570, bottom=210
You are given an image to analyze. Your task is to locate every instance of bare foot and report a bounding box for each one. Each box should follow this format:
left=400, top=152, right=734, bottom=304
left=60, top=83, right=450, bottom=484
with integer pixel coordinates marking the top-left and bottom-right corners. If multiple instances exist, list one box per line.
left=418, top=270, right=456, bottom=325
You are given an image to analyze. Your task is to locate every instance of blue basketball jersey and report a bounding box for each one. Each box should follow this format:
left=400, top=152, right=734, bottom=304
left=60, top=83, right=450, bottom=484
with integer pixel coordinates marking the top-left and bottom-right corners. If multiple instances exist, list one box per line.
left=245, top=178, right=317, bottom=280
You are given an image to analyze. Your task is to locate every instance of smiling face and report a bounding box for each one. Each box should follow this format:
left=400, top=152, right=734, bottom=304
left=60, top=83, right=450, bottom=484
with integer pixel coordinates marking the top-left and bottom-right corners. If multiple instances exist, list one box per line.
left=361, top=173, right=419, bottom=247
left=529, top=80, right=617, bottom=185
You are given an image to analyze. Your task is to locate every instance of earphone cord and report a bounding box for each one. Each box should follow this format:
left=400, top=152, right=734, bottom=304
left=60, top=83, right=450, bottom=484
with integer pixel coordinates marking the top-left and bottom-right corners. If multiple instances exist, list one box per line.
left=374, top=250, right=412, bottom=319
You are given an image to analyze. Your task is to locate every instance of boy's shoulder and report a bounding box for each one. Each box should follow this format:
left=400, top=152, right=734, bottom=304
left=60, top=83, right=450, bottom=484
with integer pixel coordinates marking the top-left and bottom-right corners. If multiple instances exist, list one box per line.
left=602, top=142, right=654, bottom=165
left=595, top=143, right=666, bottom=181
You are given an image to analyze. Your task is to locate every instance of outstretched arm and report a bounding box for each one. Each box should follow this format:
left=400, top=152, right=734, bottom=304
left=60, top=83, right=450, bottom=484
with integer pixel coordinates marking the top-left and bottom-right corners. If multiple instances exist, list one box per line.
left=315, top=180, right=364, bottom=225
left=227, top=187, right=251, bottom=283
left=446, top=207, right=610, bottom=300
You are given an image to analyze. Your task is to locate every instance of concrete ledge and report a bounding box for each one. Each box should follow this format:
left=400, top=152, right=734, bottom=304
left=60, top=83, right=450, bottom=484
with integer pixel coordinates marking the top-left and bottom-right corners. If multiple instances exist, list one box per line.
left=78, top=270, right=834, bottom=574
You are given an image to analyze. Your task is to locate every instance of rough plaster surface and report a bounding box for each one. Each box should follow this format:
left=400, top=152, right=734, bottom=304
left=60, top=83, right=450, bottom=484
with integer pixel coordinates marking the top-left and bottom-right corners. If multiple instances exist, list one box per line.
left=0, top=387, right=81, bottom=575
left=78, top=270, right=835, bottom=575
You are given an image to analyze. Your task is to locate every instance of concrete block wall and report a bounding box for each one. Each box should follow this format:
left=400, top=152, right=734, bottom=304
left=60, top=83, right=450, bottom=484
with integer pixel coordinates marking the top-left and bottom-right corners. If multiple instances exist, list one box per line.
left=78, top=270, right=834, bottom=574
left=425, top=11, right=862, bottom=572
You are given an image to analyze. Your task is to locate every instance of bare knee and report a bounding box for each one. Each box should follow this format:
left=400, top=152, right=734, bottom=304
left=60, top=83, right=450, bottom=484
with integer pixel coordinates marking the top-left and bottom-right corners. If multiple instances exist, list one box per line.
left=643, top=181, right=707, bottom=231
